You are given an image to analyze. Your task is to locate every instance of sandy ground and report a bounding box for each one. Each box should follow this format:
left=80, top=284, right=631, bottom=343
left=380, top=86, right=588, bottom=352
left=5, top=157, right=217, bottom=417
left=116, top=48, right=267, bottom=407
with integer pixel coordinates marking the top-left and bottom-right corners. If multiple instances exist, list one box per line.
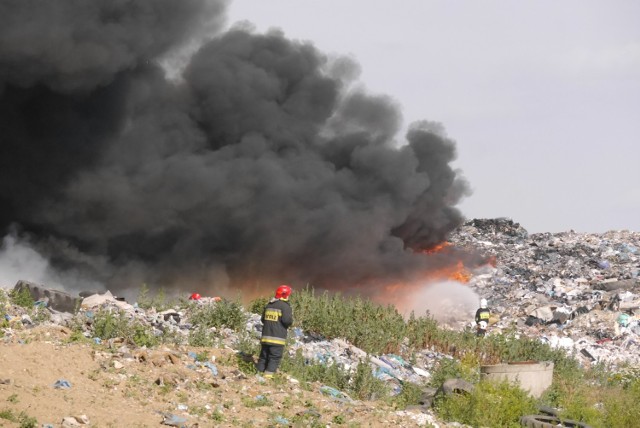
left=0, top=325, right=429, bottom=427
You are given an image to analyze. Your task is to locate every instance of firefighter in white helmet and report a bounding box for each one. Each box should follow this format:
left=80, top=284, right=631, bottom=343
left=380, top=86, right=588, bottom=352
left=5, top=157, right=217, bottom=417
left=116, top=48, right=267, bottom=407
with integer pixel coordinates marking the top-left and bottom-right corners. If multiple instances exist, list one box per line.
left=475, top=298, right=490, bottom=337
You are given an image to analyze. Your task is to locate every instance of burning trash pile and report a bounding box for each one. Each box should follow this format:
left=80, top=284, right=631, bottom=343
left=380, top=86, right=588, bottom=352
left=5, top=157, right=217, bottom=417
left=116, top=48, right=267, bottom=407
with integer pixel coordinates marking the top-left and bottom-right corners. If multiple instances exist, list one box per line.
left=0, top=281, right=449, bottom=426
left=450, top=218, right=640, bottom=367
left=2, top=217, right=640, bottom=426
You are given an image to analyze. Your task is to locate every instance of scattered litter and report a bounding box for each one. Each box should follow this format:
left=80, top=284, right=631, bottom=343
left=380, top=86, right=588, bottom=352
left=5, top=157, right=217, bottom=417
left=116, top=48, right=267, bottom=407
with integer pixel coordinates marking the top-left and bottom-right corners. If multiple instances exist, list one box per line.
left=320, top=385, right=352, bottom=402
left=53, top=379, right=72, bottom=389
left=273, top=415, right=290, bottom=425
left=161, top=414, right=187, bottom=427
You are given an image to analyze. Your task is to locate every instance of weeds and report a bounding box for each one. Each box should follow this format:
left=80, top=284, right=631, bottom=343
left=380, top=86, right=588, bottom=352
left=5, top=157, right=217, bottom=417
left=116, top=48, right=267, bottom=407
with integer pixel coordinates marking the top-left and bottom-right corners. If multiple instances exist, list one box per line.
left=9, top=287, right=33, bottom=308
left=434, top=379, right=537, bottom=427
left=0, top=409, right=37, bottom=428
left=91, top=309, right=159, bottom=348
left=242, top=394, right=271, bottom=408
left=136, top=284, right=174, bottom=311
left=290, top=287, right=406, bottom=354
left=188, top=326, right=216, bottom=347
left=188, top=299, right=247, bottom=332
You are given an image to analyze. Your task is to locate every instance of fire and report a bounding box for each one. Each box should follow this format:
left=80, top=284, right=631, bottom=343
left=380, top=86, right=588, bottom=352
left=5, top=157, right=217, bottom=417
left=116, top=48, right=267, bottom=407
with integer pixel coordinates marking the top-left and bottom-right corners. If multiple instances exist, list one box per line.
left=375, top=242, right=474, bottom=311
left=449, top=261, right=472, bottom=283
left=370, top=242, right=499, bottom=316
left=422, top=241, right=453, bottom=254
left=420, top=242, right=471, bottom=283
left=418, top=259, right=471, bottom=284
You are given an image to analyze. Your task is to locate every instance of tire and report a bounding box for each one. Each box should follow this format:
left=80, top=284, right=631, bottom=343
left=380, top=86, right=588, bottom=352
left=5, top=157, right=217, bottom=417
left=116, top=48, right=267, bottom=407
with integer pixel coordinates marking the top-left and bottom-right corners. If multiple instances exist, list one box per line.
left=520, top=415, right=593, bottom=428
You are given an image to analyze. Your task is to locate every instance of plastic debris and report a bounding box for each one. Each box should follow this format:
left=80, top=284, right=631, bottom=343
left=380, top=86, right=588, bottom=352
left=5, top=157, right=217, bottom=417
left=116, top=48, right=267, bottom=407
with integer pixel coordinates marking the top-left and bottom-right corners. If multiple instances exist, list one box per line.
left=320, top=385, right=352, bottom=402
left=53, top=379, right=72, bottom=389
left=273, top=415, right=290, bottom=425
left=161, top=414, right=187, bottom=427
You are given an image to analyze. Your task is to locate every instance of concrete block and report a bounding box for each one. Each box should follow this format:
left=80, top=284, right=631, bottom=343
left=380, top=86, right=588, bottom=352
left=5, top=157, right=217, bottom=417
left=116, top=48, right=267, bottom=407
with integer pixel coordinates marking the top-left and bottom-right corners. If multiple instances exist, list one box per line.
left=480, top=361, right=553, bottom=398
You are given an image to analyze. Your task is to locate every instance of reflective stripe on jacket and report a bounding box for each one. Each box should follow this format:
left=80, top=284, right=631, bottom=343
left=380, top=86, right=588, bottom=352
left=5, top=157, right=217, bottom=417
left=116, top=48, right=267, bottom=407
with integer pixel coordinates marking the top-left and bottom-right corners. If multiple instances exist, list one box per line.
left=475, top=308, right=490, bottom=324
left=260, top=298, right=293, bottom=345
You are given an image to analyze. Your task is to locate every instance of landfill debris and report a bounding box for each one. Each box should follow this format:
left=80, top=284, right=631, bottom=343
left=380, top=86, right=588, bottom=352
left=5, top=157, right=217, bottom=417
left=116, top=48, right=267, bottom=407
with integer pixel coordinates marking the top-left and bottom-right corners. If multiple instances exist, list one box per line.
left=320, top=385, right=353, bottom=402
left=81, top=290, right=133, bottom=311
left=273, top=415, right=290, bottom=425
left=53, top=379, right=72, bottom=389
left=61, top=415, right=90, bottom=427
left=1, top=217, right=639, bottom=427
left=450, top=218, right=640, bottom=368
left=13, top=280, right=81, bottom=313
left=161, top=414, right=188, bottom=427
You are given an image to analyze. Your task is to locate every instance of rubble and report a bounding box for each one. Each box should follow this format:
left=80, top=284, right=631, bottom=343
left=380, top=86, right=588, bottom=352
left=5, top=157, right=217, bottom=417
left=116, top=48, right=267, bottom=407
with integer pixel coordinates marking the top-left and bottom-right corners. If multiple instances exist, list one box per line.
left=1, top=217, right=639, bottom=425
left=13, top=280, right=81, bottom=313
left=450, top=218, right=640, bottom=367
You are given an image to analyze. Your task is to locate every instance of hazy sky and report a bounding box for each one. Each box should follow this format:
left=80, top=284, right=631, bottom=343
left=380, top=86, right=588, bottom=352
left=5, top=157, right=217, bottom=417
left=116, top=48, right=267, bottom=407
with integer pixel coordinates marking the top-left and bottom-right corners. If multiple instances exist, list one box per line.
left=228, top=1, right=640, bottom=234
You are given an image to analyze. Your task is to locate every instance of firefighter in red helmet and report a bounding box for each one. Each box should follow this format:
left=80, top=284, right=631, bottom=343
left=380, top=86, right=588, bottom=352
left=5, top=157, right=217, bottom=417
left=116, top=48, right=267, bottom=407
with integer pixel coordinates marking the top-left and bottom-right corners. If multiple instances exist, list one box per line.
left=256, top=285, right=293, bottom=379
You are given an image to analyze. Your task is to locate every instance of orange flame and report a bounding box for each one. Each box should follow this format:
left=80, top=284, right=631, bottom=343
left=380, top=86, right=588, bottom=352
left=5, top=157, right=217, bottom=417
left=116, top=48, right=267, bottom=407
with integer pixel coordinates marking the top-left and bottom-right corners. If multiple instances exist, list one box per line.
left=420, top=242, right=471, bottom=283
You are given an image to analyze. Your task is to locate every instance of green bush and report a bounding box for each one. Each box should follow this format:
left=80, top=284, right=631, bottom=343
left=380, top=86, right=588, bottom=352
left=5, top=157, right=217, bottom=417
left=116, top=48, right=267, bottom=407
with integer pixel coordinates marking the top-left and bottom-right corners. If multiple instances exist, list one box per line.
left=290, top=287, right=406, bottom=354
left=248, top=296, right=268, bottom=315
left=92, top=309, right=158, bottom=347
left=389, top=380, right=424, bottom=410
left=136, top=284, right=174, bottom=311
left=434, top=379, right=537, bottom=428
left=540, top=369, right=640, bottom=428
left=429, top=357, right=479, bottom=388
left=188, top=299, right=247, bottom=332
left=9, top=287, right=33, bottom=308
left=0, top=409, right=37, bottom=428
left=602, top=378, right=640, bottom=428
left=281, top=348, right=351, bottom=392
left=350, top=358, right=390, bottom=401
left=281, top=349, right=390, bottom=401
left=188, top=326, right=216, bottom=347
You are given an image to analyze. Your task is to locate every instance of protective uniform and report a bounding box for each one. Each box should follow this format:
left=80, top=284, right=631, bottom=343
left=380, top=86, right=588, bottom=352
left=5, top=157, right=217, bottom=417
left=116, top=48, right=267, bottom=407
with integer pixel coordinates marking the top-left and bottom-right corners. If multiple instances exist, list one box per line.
left=475, top=298, right=490, bottom=337
left=256, top=285, right=293, bottom=378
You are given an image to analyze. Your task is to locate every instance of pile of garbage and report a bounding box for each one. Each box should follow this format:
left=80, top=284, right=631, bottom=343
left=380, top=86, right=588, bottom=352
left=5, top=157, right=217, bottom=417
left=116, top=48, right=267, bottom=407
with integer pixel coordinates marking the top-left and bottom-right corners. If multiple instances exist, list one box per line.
left=2, top=217, right=639, bottom=400
left=450, top=218, right=640, bottom=367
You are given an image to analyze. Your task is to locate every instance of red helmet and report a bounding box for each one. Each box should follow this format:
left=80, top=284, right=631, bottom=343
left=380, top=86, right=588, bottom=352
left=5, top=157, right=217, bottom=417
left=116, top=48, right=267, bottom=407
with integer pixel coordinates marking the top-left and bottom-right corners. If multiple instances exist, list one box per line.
left=189, top=293, right=201, bottom=300
left=275, top=285, right=292, bottom=300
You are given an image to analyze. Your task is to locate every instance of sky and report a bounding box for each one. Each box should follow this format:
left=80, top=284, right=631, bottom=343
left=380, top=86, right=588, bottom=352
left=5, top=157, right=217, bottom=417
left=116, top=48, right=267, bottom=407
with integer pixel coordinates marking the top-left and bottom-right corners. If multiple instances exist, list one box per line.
left=228, top=0, right=640, bottom=234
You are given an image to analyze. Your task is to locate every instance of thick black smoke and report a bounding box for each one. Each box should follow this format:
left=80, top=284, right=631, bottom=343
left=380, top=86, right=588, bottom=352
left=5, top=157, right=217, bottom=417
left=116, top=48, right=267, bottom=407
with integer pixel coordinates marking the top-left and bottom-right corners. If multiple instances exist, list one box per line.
left=0, top=0, right=470, bottom=297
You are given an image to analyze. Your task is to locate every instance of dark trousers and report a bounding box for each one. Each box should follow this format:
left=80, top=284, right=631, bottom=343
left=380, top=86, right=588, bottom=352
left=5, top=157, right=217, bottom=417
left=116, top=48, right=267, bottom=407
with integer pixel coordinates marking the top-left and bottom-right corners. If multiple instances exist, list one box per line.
left=256, top=343, right=284, bottom=374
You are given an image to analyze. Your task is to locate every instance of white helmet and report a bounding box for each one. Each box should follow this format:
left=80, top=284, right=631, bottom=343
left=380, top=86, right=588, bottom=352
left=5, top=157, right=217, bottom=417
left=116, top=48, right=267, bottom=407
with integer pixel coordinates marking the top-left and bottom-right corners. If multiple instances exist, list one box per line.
left=480, top=298, right=488, bottom=309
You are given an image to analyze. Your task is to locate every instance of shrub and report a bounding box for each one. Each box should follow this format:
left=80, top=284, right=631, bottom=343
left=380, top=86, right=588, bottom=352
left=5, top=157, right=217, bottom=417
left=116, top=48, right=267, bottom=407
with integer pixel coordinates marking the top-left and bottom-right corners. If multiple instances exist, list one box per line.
left=188, top=299, right=247, bottom=332
left=9, top=287, right=33, bottom=308
left=349, top=359, right=390, bottom=401
left=188, top=326, right=216, bottom=348
left=136, top=284, right=173, bottom=311
left=390, top=380, right=424, bottom=410
left=248, top=296, right=268, bottom=315
left=92, top=309, right=158, bottom=347
left=429, top=357, right=479, bottom=388
left=281, top=348, right=351, bottom=392
left=281, top=349, right=390, bottom=401
left=434, top=379, right=537, bottom=427
left=602, top=378, right=640, bottom=428
left=290, top=287, right=406, bottom=354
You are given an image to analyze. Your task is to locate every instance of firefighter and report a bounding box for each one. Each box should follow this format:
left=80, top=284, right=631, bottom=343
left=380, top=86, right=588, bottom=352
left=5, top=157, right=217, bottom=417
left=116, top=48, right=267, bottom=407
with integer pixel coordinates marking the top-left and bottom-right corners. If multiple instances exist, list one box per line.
left=256, top=285, right=293, bottom=379
left=475, top=298, right=490, bottom=337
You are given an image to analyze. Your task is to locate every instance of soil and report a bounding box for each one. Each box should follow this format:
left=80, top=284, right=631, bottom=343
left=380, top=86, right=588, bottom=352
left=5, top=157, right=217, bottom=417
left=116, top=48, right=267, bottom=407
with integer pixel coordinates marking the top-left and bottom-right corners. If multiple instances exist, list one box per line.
left=0, top=325, right=430, bottom=427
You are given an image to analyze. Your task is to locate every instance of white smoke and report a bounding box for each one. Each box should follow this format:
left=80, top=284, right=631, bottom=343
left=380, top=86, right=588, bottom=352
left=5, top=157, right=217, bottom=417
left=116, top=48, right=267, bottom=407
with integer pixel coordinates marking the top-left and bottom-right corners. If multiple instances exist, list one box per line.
left=397, top=280, right=480, bottom=325
left=0, top=232, right=104, bottom=293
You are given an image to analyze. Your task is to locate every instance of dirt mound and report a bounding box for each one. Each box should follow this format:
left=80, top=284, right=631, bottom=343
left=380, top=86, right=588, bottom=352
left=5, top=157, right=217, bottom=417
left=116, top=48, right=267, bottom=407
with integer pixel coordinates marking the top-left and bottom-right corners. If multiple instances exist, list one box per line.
left=0, top=326, right=430, bottom=427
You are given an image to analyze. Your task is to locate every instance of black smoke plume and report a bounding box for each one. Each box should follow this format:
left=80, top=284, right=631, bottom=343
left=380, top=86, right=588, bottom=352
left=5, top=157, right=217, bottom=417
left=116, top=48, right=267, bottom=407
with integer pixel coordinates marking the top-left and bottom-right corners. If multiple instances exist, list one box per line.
left=0, top=0, right=470, bottom=298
